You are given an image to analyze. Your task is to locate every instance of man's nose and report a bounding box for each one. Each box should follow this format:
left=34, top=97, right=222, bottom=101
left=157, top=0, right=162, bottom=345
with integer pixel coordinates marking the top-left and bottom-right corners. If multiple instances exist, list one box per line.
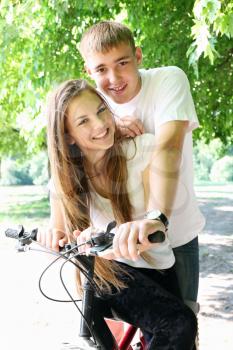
left=108, top=69, right=120, bottom=84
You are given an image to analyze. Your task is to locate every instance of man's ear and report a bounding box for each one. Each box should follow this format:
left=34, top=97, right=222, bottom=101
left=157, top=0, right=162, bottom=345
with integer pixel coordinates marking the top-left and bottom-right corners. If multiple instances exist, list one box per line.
left=135, top=47, right=143, bottom=65
left=84, top=64, right=92, bottom=78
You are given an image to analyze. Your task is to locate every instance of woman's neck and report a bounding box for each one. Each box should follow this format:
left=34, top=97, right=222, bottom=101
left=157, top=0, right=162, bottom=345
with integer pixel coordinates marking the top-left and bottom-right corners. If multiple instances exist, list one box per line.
left=84, top=155, right=105, bottom=179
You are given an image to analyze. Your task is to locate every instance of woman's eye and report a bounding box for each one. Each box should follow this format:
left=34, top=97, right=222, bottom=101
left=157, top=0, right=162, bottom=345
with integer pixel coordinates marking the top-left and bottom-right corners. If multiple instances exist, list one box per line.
left=78, top=119, right=87, bottom=125
left=98, top=106, right=107, bottom=114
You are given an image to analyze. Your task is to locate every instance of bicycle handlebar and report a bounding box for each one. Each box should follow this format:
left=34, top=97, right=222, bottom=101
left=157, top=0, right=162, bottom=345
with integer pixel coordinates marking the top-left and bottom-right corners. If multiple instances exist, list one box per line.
left=5, top=221, right=165, bottom=255
left=5, top=222, right=166, bottom=349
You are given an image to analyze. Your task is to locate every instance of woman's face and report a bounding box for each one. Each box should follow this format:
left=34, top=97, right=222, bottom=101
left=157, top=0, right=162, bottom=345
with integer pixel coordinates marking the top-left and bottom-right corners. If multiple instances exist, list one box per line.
left=65, top=90, right=115, bottom=163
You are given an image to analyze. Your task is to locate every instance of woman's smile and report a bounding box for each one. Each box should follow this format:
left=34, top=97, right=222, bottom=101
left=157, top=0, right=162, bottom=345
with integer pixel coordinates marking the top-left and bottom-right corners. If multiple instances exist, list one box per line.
left=65, top=90, right=115, bottom=164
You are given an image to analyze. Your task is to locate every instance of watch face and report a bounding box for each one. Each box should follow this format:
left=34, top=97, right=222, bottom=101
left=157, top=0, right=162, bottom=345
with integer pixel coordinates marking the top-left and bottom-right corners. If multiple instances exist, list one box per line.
left=146, top=210, right=161, bottom=220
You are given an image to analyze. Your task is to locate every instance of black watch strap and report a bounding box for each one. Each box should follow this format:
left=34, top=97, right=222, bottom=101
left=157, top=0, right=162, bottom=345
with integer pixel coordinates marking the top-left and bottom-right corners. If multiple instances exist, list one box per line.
left=155, top=213, right=169, bottom=230
left=145, top=210, right=169, bottom=230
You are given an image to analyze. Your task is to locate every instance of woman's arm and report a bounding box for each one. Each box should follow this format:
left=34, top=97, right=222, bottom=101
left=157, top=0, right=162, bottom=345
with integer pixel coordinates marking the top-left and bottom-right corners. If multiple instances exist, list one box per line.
left=37, top=192, right=69, bottom=251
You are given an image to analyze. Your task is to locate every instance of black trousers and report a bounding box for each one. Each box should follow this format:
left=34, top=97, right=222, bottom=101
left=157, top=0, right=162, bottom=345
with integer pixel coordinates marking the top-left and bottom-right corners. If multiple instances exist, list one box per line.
left=92, top=262, right=197, bottom=350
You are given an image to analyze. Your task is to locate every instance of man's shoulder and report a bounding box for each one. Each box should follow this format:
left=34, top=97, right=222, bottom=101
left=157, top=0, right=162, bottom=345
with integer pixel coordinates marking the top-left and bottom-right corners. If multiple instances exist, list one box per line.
left=139, top=66, right=189, bottom=96
left=140, top=66, right=187, bottom=81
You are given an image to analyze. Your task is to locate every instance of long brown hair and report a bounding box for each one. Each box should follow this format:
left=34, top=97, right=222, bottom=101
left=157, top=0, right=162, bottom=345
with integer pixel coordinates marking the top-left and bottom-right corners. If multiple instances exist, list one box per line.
left=46, top=79, right=134, bottom=294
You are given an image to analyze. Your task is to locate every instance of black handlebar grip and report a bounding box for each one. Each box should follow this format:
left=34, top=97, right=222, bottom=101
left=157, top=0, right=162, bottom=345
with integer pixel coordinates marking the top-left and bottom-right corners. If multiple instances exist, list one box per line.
left=148, top=230, right=165, bottom=243
left=5, top=225, right=24, bottom=239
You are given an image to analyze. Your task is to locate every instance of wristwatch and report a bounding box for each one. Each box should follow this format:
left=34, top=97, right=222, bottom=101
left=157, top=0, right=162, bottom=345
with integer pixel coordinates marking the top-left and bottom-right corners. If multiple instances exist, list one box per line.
left=144, top=209, right=169, bottom=231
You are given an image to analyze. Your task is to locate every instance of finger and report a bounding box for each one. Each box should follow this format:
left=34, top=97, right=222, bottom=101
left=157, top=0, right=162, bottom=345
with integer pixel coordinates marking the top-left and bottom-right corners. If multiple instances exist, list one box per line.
left=76, top=227, right=93, bottom=254
left=114, top=223, right=131, bottom=259
left=36, top=230, right=42, bottom=243
left=133, top=118, right=145, bottom=134
left=58, top=237, right=67, bottom=248
left=113, top=226, right=124, bottom=258
left=51, top=229, right=66, bottom=251
left=128, top=225, right=140, bottom=261
left=119, top=126, right=136, bottom=138
left=46, top=229, right=53, bottom=250
left=73, top=229, right=81, bottom=238
left=76, top=231, right=86, bottom=254
left=120, top=120, right=142, bottom=136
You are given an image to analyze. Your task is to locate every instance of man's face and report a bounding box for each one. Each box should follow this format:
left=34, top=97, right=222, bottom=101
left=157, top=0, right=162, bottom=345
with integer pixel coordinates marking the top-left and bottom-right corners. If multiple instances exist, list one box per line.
left=85, top=43, right=142, bottom=104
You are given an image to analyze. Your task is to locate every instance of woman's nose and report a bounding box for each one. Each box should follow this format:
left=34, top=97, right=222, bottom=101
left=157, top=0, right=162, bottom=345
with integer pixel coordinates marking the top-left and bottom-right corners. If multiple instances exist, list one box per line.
left=92, top=114, right=105, bottom=127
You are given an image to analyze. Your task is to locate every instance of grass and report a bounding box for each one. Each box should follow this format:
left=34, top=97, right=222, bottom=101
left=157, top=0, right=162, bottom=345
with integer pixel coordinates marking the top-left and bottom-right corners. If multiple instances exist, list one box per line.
left=0, top=185, right=50, bottom=230
left=0, top=197, right=50, bottom=221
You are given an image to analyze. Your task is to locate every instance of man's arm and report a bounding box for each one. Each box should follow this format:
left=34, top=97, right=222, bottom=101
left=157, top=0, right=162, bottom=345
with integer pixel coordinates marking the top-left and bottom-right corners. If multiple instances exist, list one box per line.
left=147, top=120, right=189, bottom=219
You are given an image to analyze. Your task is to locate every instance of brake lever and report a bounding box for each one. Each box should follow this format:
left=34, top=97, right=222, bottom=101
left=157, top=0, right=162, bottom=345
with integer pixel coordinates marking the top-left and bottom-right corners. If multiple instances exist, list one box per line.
left=88, top=221, right=116, bottom=255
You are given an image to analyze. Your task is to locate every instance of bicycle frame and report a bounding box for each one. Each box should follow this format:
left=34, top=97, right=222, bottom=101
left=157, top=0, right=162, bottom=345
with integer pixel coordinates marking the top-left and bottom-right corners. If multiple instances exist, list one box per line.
left=77, top=254, right=146, bottom=350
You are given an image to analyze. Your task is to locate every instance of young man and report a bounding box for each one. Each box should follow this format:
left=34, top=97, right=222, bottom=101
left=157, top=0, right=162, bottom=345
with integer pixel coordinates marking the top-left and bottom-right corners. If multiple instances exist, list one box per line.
left=79, top=21, right=205, bottom=313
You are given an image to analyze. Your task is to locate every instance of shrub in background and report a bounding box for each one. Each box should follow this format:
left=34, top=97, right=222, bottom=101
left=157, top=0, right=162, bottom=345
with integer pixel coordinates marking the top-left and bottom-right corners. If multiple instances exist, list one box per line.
left=0, top=152, right=48, bottom=186
left=210, top=156, right=233, bottom=183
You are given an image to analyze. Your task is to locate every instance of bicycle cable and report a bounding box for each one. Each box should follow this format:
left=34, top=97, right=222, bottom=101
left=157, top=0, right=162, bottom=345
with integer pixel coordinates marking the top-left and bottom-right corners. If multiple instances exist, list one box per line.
left=59, top=255, right=98, bottom=345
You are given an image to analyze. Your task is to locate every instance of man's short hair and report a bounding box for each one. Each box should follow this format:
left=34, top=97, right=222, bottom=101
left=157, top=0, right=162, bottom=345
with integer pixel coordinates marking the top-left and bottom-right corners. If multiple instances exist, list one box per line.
left=79, top=21, right=136, bottom=59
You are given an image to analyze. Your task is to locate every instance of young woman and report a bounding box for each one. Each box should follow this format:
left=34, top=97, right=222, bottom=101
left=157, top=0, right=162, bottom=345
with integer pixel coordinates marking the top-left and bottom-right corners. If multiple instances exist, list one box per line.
left=39, top=79, right=197, bottom=349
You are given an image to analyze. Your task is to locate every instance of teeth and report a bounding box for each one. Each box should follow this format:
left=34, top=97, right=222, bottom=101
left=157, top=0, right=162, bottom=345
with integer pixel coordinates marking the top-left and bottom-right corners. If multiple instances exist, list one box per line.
left=93, top=129, right=108, bottom=139
left=111, top=84, right=125, bottom=91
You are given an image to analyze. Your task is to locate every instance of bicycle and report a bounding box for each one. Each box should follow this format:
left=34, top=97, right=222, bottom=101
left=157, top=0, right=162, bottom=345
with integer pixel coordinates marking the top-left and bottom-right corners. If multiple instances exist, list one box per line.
left=5, top=221, right=165, bottom=350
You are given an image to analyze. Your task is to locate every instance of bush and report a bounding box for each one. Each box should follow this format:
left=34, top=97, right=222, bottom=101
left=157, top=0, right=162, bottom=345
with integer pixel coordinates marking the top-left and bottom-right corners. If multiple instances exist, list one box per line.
left=210, top=156, right=233, bottom=183
left=29, top=152, right=49, bottom=185
left=193, top=138, right=224, bottom=182
left=0, top=152, right=49, bottom=186
left=0, top=158, right=33, bottom=185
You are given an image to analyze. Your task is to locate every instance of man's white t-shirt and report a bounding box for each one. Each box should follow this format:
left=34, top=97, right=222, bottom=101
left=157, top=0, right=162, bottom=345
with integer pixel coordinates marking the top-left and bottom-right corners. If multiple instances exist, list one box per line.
left=89, top=134, right=175, bottom=270
left=103, top=66, right=205, bottom=248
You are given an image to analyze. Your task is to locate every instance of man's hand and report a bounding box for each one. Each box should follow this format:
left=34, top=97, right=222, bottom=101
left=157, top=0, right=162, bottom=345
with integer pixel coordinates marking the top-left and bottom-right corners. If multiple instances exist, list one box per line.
left=116, top=116, right=145, bottom=138
left=111, top=219, right=165, bottom=261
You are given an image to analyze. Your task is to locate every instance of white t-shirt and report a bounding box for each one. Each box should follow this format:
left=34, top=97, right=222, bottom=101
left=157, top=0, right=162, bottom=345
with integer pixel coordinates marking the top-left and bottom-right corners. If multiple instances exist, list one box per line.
left=104, top=66, right=206, bottom=247
left=49, top=134, right=175, bottom=270
left=89, top=134, right=175, bottom=270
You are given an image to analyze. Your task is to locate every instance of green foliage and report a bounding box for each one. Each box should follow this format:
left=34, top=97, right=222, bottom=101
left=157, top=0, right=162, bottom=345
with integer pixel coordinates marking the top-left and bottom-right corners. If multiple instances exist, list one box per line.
left=210, top=155, right=233, bottom=182
left=188, top=0, right=233, bottom=67
left=0, top=0, right=232, bottom=158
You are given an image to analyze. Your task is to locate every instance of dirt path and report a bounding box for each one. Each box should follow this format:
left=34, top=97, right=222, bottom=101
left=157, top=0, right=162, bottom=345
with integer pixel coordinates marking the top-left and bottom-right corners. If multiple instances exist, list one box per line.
left=196, top=185, right=233, bottom=350
left=0, top=185, right=232, bottom=349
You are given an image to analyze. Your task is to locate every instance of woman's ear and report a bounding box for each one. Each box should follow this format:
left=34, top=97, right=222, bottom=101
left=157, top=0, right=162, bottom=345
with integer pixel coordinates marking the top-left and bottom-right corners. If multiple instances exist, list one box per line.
left=66, top=133, right=75, bottom=145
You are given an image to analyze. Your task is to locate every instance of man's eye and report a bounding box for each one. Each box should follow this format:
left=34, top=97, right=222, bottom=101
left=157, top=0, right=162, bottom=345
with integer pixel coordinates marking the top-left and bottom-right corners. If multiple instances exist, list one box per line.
left=119, top=61, right=128, bottom=66
left=96, top=67, right=106, bottom=73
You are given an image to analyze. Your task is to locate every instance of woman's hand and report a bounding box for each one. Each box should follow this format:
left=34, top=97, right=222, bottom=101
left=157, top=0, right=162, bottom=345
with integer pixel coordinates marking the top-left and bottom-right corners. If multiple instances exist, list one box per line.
left=73, top=226, right=100, bottom=254
left=37, top=228, right=68, bottom=251
left=112, top=219, right=166, bottom=261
